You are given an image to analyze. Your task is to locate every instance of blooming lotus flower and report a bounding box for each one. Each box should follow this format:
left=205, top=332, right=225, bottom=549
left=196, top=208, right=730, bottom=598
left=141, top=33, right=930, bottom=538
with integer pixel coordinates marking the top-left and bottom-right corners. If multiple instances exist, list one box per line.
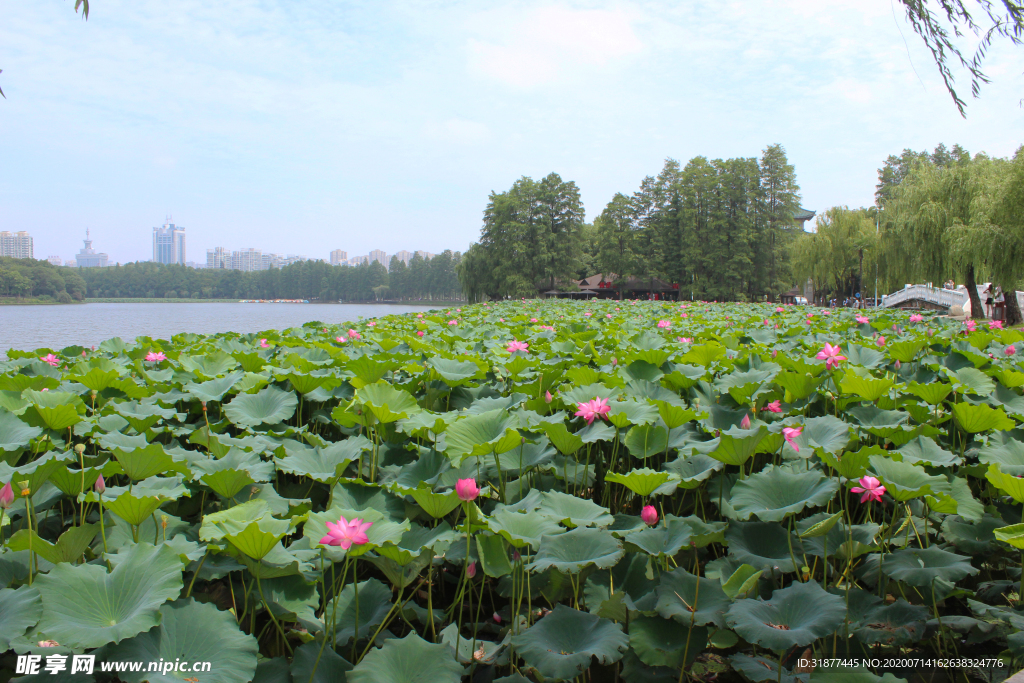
left=39, top=354, right=60, bottom=367
left=606, top=313, right=613, bottom=318
left=989, top=320, right=1004, bottom=330
left=145, top=351, right=167, bottom=362
left=776, top=306, right=784, bottom=312
left=965, top=320, right=977, bottom=331
left=680, top=313, right=688, bottom=318
left=530, top=318, right=538, bottom=323
left=545, top=390, right=553, bottom=404
left=336, top=336, right=346, bottom=343
left=447, top=320, right=458, bottom=326
left=823, top=310, right=830, bottom=316
left=740, top=414, right=751, bottom=429
left=259, top=339, right=270, bottom=348
left=367, top=321, right=376, bottom=327
left=850, top=476, right=886, bottom=504
left=856, top=316, right=869, bottom=324
left=506, top=340, right=529, bottom=353
left=319, top=515, right=373, bottom=549
left=816, top=343, right=847, bottom=370
left=456, top=478, right=479, bottom=501
left=678, top=337, right=693, bottom=344
left=416, top=313, right=423, bottom=318
left=575, top=397, right=611, bottom=425
left=416, top=330, right=425, bottom=337
left=94, top=475, right=105, bottom=494
left=641, top=505, right=659, bottom=526
left=875, top=336, right=886, bottom=347
left=348, top=329, right=362, bottom=339
left=540, top=325, right=555, bottom=331
left=466, top=561, right=477, bottom=578
left=657, top=320, right=671, bottom=328
left=782, top=426, right=803, bottom=452
left=0, top=481, right=13, bottom=509
left=764, top=400, right=782, bottom=413
left=909, top=313, right=923, bottom=322
left=1006, top=345, right=1017, bottom=356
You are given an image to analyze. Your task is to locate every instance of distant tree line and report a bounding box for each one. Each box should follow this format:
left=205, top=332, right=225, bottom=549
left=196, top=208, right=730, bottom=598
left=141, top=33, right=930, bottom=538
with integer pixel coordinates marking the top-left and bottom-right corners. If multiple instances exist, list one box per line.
left=458, top=144, right=803, bottom=302
left=74, top=250, right=464, bottom=301
left=0, top=257, right=86, bottom=302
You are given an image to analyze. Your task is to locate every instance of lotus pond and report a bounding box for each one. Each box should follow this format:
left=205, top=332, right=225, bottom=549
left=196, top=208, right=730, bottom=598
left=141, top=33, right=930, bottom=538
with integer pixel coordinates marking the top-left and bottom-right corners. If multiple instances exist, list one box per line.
left=1, top=300, right=1023, bottom=683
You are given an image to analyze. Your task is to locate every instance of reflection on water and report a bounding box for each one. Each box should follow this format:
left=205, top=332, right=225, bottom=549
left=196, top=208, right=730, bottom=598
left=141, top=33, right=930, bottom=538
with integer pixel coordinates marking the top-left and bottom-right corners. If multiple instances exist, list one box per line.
left=0, top=302, right=442, bottom=355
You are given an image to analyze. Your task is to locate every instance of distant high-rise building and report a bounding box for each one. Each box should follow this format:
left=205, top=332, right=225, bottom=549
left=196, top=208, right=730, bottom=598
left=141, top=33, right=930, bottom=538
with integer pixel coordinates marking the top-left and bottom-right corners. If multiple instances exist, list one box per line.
left=152, top=220, right=186, bottom=265
left=330, top=249, right=347, bottom=265
left=231, top=248, right=262, bottom=272
left=74, top=230, right=108, bottom=268
left=415, top=250, right=435, bottom=261
left=393, top=250, right=413, bottom=267
left=207, top=247, right=229, bottom=269
left=348, top=255, right=369, bottom=266
left=368, top=249, right=388, bottom=269
left=46, top=255, right=62, bottom=266
left=0, top=231, right=34, bottom=259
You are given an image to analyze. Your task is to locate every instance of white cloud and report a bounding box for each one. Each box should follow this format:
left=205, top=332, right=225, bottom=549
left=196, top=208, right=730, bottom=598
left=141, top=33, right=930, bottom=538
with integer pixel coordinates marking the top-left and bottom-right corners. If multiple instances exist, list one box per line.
left=425, top=118, right=492, bottom=145
left=466, top=5, right=644, bottom=88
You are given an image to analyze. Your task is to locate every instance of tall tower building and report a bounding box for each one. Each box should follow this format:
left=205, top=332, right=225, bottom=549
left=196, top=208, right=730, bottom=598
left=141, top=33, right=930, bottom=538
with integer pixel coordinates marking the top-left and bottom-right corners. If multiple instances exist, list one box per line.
left=394, top=250, right=413, bottom=267
left=368, top=249, right=388, bottom=269
left=206, top=247, right=229, bottom=269
left=152, top=218, right=186, bottom=265
left=0, top=231, right=34, bottom=259
left=231, top=248, right=262, bottom=272
left=330, top=249, right=347, bottom=265
left=75, top=229, right=108, bottom=267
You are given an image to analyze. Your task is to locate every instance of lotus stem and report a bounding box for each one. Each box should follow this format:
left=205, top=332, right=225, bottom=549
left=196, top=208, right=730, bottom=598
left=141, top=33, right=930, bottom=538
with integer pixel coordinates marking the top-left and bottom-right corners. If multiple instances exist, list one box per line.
left=256, top=573, right=293, bottom=655
left=185, top=551, right=208, bottom=598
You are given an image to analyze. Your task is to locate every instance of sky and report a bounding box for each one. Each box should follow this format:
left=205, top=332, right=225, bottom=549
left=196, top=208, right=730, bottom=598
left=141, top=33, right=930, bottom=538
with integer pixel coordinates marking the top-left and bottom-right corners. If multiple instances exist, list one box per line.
left=2, top=0, right=1023, bottom=265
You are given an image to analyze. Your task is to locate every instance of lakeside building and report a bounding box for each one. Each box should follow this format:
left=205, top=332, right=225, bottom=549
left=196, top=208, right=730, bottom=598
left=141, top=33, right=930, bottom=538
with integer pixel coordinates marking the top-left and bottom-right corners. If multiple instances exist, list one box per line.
left=368, top=249, right=388, bottom=268
left=347, top=255, right=369, bottom=266
left=153, top=220, right=186, bottom=265
left=415, top=250, right=435, bottom=260
left=0, top=231, right=34, bottom=259
left=231, top=248, right=263, bottom=272
left=46, top=256, right=62, bottom=266
left=74, top=230, right=109, bottom=268
left=207, top=247, right=229, bottom=269
left=393, top=250, right=413, bottom=267
left=330, top=249, right=347, bottom=265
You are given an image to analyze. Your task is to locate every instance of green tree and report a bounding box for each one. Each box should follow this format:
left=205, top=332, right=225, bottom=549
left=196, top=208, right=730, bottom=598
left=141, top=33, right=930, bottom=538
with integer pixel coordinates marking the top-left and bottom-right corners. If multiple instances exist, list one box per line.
left=755, top=144, right=802, bottom=299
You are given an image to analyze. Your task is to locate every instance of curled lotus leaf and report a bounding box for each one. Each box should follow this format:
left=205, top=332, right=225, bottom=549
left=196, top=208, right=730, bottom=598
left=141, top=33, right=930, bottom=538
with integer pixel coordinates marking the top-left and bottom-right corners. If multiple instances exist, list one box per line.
left=628, top=614, right=707, bottom=669
left=604, top=468, right=679, bottom=497
left=880, top=546, right=978, bottom=586
left=654, top=567, right=731, bottom=627
left=0, top=586, right=42, bottom=651
left=853, top=599, right=929, bottom=647
left=539, top=490, right=614, bottom=528
left=223, top=385, right=298, bottom=428
left=978, top=435, right=1024, bottom=475
left=725, top=580, right=846, bottom=650
left=868, top=456, right=950, bottom=501
left=664, top=453, right=723, bottom=489
left=348, top=632, right=462, bottom=683
left=488, top=507, right=565, bottom=550
left=512, top=604, right=628, bottom=681
left=729, top=464, right=839, bottom=522
left=725, top=522, right=798, bottom=573
left=528, top=527, right=624, bottom=574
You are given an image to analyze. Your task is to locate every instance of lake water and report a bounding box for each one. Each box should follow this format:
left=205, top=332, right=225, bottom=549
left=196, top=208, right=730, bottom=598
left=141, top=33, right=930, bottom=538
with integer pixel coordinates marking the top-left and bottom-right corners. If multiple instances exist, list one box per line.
left=0, top=302, right=444, bottom=355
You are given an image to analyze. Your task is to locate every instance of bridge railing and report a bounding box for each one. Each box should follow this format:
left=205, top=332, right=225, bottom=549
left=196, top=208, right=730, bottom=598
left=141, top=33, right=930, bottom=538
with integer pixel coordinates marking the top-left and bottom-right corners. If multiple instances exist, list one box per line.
left=880, top=284, right=1024, bottom=312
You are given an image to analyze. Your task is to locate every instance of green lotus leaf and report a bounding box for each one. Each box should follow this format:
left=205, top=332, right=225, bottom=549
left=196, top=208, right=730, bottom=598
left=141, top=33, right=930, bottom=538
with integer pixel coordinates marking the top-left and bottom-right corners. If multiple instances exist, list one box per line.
left=221, top=515, right=291, bottom=561
left=69, top=367, right=123, bottom=392
left=0, top=586, right=42, bottom=650
left=725, top=521, right=798, bottom=573
left=106, top=599, right=257, bottom=683
left=655, top=567, right=731, bottom=627
left=322, top=577, right=394, bottom=644
left=664, top=453, right=723, bottom=489
left=797, top=415, right=856, bottom=455
left=192, top=448, right=274, bottom=498
left=656, top=402, right=702, bottom=429
left=178, top=350, right=238, bottom=377
left=529, top=527, right=624, bottom=574
left=990, top=383, right=1024, bottom=418
left=101, top=492, right=165, bottom=527
left=847, top=405, right=911, bottom=438
left=409, top=486, right=461, bottom=519
left=728, top=654, right=803, bottom=683
left=608, top=399, right=659, bottom=428
left=427, top=357, right=483, bottom=385
left=818, top=445, right=881, bottom=481
left=114, top=401, right=179, bottom=432
left=730, top=465, right=839, bottom=521
left=620, top=424, right=668, bottom=459
left=881, top=546, right=978, bottom=586
left=629, top=615, right=707, bottom=669
left=183, top=371, right=245, bottom=403
left=223, top=385, right=298, bottom=428
left=951, top=402, right=1015, bottom=433
left=839, top=372, right=894, bottom=402
left=475, top=532, right=514, bottom=577
left=799, top=511, right=844, bottom=538
left=4, top=450, right=69, bottom=497
left=6, top=524, right=99, bottom=565
left=952, top=367, right=996, bottom=396
left=488, top=507, right=564, bottom=550
left=34, top=542, right=183, bottom=649
left=113, top=443, right=190, bottom=481
left=356, top=381, right=422, bottom=422
left=993, top=523, right=1024, bottom=549
left=539, top=490, right=614, bottom=528
left=844, top=344, right=887, bottom=368
left=0, top=411, right=42, bottom=451
left=538, top=422, right=584, bottom=456
left=604, top=468, right=679, bottom=497
left=278, top=436, right=369, bottom=483
left=680, top=343, right=725, bottom=367
left=853, top=599, right=929, bottom=647
left=887, top=339, right=926, bottom=363
left=347, top=631, right=461, bottom=683
left=289, top=641, right=352, bottom=683
left=985, top=464, right=1024, bottom=503
left=49, top=464, right=102, bottom=497
left=512, top=605, right=628, bottom=681
left=721, top=564, right=763, bottom=599
left=725, top=580, right=846, bottom=650
left=23, top=390, right=85, bottom=431
left=626, top=517, right=693, bottom=557
left=775, top=370, right=822, bottom=401
left=376, top=522, right=456, bottom=566
left=904, top=381, right=952, bottom=405
left=708, top=426, right=767, bottom=466
left=444, top=409, right=521, bottom=465
left=941, top=514, right=1003, bottom=553
left=869, top=455, right=950, bottom=501
left=978, top=435, right=1024, bottom=475
left=896, top=436, right=959, bottom=466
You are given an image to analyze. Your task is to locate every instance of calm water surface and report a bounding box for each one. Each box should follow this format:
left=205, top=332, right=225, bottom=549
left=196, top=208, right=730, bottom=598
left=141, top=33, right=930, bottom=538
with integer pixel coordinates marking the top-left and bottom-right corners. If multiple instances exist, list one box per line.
left=0, top=302, right=443, bottom=355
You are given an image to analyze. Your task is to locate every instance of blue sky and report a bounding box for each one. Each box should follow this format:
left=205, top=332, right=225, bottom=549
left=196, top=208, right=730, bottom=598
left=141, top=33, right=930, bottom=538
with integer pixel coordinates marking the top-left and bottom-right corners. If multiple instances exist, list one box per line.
left=2, top=0, right=1023, bottom=265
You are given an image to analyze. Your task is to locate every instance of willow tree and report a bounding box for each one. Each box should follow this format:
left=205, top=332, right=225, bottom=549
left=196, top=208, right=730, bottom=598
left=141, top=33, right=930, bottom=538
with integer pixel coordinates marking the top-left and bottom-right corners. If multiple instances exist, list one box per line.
left=791, top=207, right=878, bottom=303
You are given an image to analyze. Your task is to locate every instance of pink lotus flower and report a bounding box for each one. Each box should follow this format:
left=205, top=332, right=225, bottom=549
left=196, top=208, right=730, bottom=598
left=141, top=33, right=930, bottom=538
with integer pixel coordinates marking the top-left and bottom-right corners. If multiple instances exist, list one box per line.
left=764, top=400, right=782, bottom=413
left=875, top=336, right=886, bottom=347
left=447, top=320, right=458, bottom=326
left=466, top=561, right=477, bottom=578
left=782, top=426, right=803, bottom=452
left=39, top=354, right=60, bottom=367
left=94, top=475, right=105, bottom=494
left=894, top=360, right=901, bottom=370
left=816, top=343, right=847, bottom=370
left=319, top=515, right=373, bottom=549
left=81, top=350, right=87, bottom=357
left=678, top=337, right=693, bottom=344
left=965, top=320, right=977, bottom=332
left=416, top=313, right=423, bottom=318
left=740, top=414, right=751, bottom=429
left=540, top=325, right=555, bottom=331
left=611, top=357, right=618, bottom=365
left=850, top=476, right=886, bottom=504
left=909, top=314, right=923, bottom=323
left=989, top=320, right=1004, bottom=330
left=776, top=307, right=784, bottom=312
left=806, top=313, right=814, bottom=319
left=856, top=316, right=869, bottom=324
left=545, top=390, right=553, bottom=404
left=456, top=478, right=480, bottom=501
left=506, top=340, right=529, bottom=353
left=764, top=319, right=770, bottom=326
left=336, top=336, right=346, bottom=343
left=259, top=339, right=270, bottom=348
left=1006, top=345, right=1017, bottom=356
left=680, top=313, right=688, bottom=318
left=657, top=320, right=671, bottom=328
left=530, top=318, right=538, bottom=323
left=367, top=321, right=376, bottom=327
left=641, top=505, right=659, bottom=526
left=606, top=314, right=613, bottom=318
left=0, top=481, right=13, bottom=509
left=823, top=310, right=830, bottom=316
left=584, top=312, right=592, bottom=317
left=145, top=351, right=167, bottom=362
left=416, top=330, right=425, bottom=337
left=575, top=397, right=611, bottom=425
left=493, top=612, right=502, bottom=623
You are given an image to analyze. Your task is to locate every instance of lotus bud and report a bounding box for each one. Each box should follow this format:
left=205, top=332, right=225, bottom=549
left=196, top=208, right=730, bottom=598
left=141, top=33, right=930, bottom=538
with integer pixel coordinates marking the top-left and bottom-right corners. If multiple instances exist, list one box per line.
left=512, top=549, right=521, bottom=563
left=74, top=443, right=86, bottom=455
left=94, top=475, right=106, bottom=494
left=456, top=478, right=479, bottom=501
left=771, top=349, right=778, bottom=358
left=894, top=360, right=901, bottom=370
left=641, top=505, right=659, bottom=526
left=493, top=612, right=502, bottom=623
left=611, top=357, right=618, bottom=365
left=161, top=515, right=168, bottom=530
left=740, top=414, right=751, bottom=429
left=466, top=561, right=477, bottom=578
left=0, top=482, right=13, bottom=509
left=545, top=390, right=553, bottom=404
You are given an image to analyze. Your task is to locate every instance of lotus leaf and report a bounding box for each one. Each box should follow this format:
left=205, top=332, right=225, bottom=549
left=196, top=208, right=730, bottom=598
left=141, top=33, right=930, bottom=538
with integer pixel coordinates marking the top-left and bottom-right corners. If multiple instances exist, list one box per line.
left=348, top=632, right=462, bottom=683
left=881, top=546, right=978, bottom=586
left=629, top=615, right=707, bottom=669
left=0, top=586, right=42, bottom=650
left=512, top=604, right=628, bottom=681
left=224, top=385, right=298, bottom=427
left=730, top=465, right=839, bottom=521
left=655, top=567, right=732, bottom=627
left=725, top=580, right=846, bottom=650
left=529, top=527, right=624, bottom=573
